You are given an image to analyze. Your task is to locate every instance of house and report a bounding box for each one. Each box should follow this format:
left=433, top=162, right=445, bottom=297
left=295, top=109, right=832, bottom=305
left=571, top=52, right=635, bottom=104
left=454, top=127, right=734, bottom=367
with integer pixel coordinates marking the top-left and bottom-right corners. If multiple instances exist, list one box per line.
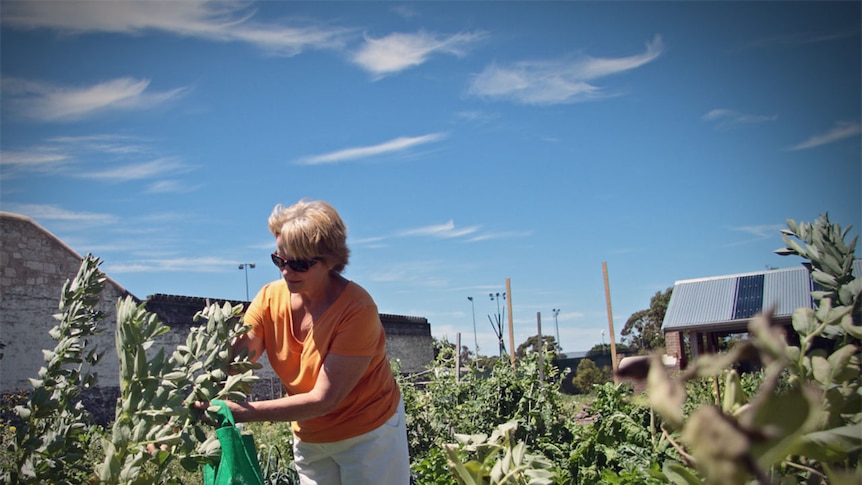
left=662, top=260, right=862, bottom=369
left=0, top=211, right=433, bottom=423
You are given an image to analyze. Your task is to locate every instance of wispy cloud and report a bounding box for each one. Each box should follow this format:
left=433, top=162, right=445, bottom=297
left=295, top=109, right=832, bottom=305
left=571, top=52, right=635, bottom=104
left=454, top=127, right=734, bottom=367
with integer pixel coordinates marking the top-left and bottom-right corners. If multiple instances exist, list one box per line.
left=703, top=108, right=778, bottom=130
left=366, top=260, right=450, bottom=288
left=145, top=180, right=202, bottom=194
left=1, top=203, right=117, bottom=225
left=455, top=110, right=501, bottom=125
left=724, top=224, right=785, bottom=247
left=2, top=135, right=196, bottom=184
left=1, top=0, right=352, bottom=56
left=2, top=77, right=190, bottom=122
left=397, top=220, right=480, bottom=238
left=77, top=157, right=195, bottom=182
left=297, top=132, right=448, bottom=165
left=729, top=224, right=784, bottom=239
left=352, top=30, right=485, bottom=79
left=788, top=121, right=862, bottom=151
left=106, top=256, right=240, bottom=273
left=354, top=220, right=530, bottom=247
left=466, top=230, right=533, bottom=242
left=467, top=34, right=663, bottom=105
left=0, top=150, right=70, bottom=171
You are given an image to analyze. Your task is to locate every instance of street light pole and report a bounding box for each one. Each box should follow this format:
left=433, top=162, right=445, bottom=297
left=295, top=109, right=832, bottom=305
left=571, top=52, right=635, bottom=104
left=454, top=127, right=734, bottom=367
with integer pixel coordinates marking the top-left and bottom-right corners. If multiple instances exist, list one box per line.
left=238, top=263, right=256, bottom=301
left=467, top=296, right=478, bottom=357
left=552, top=308, right=561, bottom=352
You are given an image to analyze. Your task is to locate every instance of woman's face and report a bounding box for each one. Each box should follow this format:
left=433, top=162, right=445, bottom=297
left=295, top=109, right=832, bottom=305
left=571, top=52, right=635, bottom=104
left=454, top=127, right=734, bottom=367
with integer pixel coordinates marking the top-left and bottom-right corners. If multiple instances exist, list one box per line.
left=274, top=234, right=331, bottom=294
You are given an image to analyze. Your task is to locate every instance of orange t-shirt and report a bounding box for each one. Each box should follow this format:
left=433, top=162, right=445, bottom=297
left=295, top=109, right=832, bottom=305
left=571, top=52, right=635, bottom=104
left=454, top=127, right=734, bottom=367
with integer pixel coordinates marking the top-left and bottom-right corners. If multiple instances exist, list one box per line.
left=243, top=279, right=400, bottom=443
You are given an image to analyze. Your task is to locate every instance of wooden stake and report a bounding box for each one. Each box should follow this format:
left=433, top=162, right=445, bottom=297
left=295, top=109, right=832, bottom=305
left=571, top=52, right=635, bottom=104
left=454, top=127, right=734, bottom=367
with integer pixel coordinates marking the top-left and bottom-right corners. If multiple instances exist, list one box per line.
left=506, top=278, right=515, bottom=367
left=603, top=262, right=619, bottom=383
left=536, top=312, right=544, bottom=382
left=455, top=332, right=461, bottom=384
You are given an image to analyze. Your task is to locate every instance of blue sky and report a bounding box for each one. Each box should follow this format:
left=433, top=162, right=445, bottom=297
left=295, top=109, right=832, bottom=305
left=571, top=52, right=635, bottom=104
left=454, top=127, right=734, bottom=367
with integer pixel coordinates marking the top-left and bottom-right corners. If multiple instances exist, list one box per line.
left=2, top=1, right=860, bottom=356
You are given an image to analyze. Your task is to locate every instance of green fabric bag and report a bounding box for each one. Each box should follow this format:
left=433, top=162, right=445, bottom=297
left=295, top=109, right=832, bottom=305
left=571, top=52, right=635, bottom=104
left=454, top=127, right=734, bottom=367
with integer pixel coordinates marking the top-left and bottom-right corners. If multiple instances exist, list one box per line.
left=202, top=400, right=265, bottom=485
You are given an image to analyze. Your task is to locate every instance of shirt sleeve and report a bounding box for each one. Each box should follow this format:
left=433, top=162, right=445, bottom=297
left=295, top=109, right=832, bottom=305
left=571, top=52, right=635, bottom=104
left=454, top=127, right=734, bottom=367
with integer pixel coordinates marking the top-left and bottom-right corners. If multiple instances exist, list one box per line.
left=329, top=300, right=383, bottom=357
left=242, top=283, right=272, bottom=338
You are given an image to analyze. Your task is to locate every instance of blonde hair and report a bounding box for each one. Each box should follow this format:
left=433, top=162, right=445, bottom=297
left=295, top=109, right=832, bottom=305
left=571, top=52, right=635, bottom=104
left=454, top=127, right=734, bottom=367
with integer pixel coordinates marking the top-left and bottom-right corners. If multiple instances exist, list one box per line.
left=268, top=199, right=349, bottom=273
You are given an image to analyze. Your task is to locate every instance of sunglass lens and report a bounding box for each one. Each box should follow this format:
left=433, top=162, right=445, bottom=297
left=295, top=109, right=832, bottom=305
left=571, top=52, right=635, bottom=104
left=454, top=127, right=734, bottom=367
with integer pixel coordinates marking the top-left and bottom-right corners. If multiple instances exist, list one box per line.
left=271, top=253, right=317, bottom=273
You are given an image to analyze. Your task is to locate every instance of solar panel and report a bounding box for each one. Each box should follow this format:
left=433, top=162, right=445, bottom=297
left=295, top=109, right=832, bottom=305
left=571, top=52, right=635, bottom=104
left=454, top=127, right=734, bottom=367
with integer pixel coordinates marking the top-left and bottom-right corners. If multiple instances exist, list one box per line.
left=733, top=274, right=764, bottom=320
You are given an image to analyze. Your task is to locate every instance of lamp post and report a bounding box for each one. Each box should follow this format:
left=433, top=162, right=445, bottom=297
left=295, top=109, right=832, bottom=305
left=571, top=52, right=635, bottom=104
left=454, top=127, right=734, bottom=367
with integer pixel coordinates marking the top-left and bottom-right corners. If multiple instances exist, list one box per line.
left=238, top=263, right=255, bottom=301
left=552, top=308, right=561, bottom=352
left=467, top=296, right=478, bottom=357
left=601, top=330, right=606, bottom=353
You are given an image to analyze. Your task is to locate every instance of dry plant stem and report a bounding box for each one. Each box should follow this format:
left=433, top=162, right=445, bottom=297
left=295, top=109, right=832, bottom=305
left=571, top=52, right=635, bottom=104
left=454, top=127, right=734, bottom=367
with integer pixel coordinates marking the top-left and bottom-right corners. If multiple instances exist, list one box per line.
left=660, top=424, right=696, bottom=467
left=783, top=460, right=828, bottom=481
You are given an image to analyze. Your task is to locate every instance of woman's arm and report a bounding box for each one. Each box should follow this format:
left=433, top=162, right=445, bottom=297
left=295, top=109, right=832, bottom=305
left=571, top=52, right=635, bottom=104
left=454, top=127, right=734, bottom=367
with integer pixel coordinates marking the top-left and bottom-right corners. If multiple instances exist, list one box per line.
left=223, top=352, right=372, bottom=423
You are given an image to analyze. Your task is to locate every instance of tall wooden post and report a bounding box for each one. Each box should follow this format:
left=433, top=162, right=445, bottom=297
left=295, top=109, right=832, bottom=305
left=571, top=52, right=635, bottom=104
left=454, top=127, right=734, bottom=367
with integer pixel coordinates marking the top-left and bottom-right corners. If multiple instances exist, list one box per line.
left=602, top=262, right=619, bottom=383
left=536, top=312, right=544, bottom=382
left=455, top=332, right=461, bottom=384
left=506, top=278, right=515, bottom=367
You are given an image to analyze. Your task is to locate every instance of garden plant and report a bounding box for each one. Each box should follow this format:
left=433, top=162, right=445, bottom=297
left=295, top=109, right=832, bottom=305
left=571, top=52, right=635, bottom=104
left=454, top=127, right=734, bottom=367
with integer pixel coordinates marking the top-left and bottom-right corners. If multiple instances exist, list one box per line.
left=0, top=213, right=858, bottom=484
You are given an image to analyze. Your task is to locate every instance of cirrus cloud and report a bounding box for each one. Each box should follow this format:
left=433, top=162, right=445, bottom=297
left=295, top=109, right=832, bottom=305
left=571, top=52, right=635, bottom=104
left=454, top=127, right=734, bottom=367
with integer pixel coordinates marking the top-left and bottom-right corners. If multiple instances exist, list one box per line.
left=2, top=76, right=190, bottom=122
left=467, top=35, right=664, bottom=105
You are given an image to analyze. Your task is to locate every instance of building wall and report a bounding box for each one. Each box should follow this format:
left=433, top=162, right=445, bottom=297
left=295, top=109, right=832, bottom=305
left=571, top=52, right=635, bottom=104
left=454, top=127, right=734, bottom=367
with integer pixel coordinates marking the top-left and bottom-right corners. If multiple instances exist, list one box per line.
left=1, top=212, right=433, bottom=423
left=0, top=212, right=128, bottom=393
left=664, top=331, right=687, bottom=369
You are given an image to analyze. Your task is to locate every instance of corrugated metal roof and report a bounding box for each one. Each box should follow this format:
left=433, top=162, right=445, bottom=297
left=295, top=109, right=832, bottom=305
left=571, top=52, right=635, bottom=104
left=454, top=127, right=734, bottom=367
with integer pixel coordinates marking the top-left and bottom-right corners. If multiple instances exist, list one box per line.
left=663, top=276, right=736, bottom=329
left=763, top=266, right=812, bottom=316
left=662, top=259, right=861, bottom=332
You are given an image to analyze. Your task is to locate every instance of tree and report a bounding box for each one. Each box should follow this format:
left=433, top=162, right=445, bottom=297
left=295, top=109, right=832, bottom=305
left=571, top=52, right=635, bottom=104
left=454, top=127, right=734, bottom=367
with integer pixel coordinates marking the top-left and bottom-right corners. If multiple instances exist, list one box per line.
left=585, top=342, right=631, bottom=357
left=570, top=358, right=612, bottom=394
left=515, top=334, right=558, bottom=359
left=432, top=336, right=473, bottom=365
left=621, top=287, right=671, bottom=353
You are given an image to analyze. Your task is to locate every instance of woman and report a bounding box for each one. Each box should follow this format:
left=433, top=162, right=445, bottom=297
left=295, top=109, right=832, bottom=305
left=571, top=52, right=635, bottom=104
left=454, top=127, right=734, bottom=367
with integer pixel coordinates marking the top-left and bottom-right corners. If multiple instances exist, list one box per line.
left=223, top=199, right=410, bottom=485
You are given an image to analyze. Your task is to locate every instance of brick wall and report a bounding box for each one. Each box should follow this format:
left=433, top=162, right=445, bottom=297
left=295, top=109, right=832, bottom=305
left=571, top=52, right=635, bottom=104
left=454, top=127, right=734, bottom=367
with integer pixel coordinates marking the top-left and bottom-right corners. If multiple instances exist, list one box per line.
left=664, top=330, right=687, bottom=369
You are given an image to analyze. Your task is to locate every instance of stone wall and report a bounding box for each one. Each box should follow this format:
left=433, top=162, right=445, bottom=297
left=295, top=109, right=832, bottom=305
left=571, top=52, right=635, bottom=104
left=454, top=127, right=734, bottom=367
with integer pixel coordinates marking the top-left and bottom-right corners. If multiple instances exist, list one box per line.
left=0, top=212, right=129, bottom=392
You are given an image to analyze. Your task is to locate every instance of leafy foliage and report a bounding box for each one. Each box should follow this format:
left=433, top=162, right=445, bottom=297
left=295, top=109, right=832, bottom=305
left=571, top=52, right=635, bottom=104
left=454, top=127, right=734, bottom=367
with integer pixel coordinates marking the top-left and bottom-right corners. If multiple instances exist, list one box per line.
left=567, top=382, right=677, bottom=484
left=100, top=298, right=261, bottom=484
left=445, top=420, right=556, bottom=484
left=620, top=288, right=671, bottom=353
left=400, top=345, right=574, bottom=484
left=2, top=254, right=106, bottom=484
left=627, top=214, right=861, bottom=484
left=516, top=335, right=559, bottom=360
left=5, top=214, right=857, bottom=485
left=569, top=359, right=612, bottom=394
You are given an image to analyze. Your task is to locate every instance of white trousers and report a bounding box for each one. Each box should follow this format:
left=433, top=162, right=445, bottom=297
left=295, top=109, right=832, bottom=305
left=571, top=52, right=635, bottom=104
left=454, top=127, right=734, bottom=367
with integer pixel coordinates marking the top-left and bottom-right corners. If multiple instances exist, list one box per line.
left=293, top=399, right=411, bottom=485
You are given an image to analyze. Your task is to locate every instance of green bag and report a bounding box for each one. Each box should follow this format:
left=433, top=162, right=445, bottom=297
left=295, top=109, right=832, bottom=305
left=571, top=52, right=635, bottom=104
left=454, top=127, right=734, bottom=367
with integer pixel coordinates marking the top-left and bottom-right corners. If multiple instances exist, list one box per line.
left=203, top=400, right=265, bottom=485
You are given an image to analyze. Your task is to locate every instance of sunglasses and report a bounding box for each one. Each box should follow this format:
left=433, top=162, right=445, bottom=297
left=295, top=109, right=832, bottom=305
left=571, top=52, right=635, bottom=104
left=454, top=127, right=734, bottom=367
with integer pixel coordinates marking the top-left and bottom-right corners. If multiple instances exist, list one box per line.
left=271, top=252, right=321, bottom=273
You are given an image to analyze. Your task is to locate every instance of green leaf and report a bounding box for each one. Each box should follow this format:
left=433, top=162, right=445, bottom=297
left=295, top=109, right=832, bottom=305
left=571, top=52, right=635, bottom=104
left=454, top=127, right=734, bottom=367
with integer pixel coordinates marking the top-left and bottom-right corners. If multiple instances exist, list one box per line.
left=663, top=462, right=703, bottom=485
left=445, top=444, right=480, bottom=485
left=812, top=270, right=838, bottom=289
left=840, top=318, right=862, bottom=339
left=827, top=344, right=859, bottom=383
left=748, top=386, right=815, bottom=467
left=791, top=423, right=862, bottom=461
left=722, top=370, right=747, bottom=414
left=791, top=307, right=818, bottom=337
left=810, top=354, right=830, bottom=385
